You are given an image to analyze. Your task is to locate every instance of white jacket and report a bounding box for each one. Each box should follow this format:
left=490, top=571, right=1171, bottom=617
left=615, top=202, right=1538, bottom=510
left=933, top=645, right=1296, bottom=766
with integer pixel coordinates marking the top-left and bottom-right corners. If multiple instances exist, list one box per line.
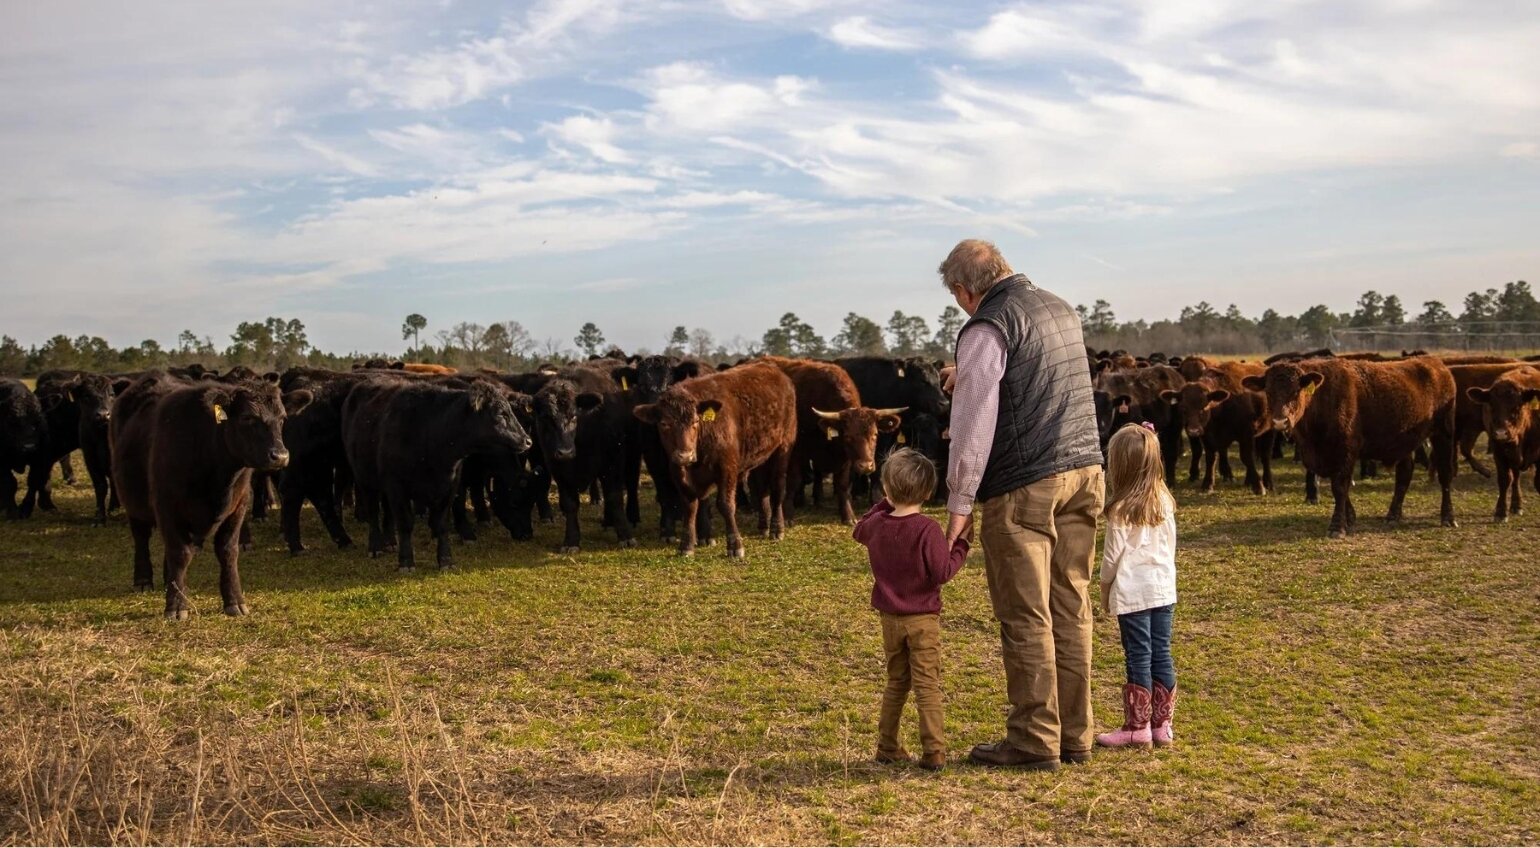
left=1100, top=501, right=1178, bottom=616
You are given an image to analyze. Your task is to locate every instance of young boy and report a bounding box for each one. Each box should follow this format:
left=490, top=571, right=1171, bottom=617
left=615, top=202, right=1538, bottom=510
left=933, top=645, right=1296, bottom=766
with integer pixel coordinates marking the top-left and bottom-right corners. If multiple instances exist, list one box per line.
left=853, top=448, right=970, bottom=771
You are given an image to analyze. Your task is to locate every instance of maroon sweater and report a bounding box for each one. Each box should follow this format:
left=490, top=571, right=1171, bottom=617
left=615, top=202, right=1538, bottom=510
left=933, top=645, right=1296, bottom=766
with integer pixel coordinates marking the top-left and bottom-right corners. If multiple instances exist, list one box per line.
left=853, top=500, right=969, bottom=615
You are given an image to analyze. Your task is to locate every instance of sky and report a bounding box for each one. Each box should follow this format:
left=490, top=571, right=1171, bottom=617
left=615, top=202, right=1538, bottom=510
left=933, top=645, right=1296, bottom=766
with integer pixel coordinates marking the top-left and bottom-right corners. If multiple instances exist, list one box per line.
left=1, top=0, right=1537, bottom=355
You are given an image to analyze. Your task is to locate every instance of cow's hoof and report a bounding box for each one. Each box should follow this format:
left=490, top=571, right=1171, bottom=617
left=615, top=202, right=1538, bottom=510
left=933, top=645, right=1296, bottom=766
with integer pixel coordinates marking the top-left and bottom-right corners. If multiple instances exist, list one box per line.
left=1384, top=515, right=1402, bottom=526
left=134, top=581, right=153, bottom=592
left=438, top=562, right=455, bottom=571
left=396, top=565, right=415, bottom=574
left=701, top=538, right=716, bottom=547
left=1329, top=529, right=1349, bottom=540
left=727, top=547, right=747, bottom=560
left=560, top=545, right=581, bottom=554
left=1494, top=514, right=1508, bottom=524
left=1442, top=518, right=1458, bottom=528
left=223, top=603, right=249, bottom=617
left=677, top=547, right=695, bottom=558
left=165, top=608, right=190, bottom=621
left=289, top=547, right=307, bottom=557
left=618, top=538, right=638, bottom=549
left=769, top=529, right=784, bottom=541
left=240, top=542, right=254, bottom=552
left=369, top=550, right=382, bottom=559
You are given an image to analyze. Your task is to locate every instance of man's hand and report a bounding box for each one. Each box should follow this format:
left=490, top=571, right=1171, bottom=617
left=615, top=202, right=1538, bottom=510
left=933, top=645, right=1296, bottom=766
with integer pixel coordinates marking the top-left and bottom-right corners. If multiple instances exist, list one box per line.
left=941, top=365, right=957, bottom=395
left=946, top=511, right=972, bottom=546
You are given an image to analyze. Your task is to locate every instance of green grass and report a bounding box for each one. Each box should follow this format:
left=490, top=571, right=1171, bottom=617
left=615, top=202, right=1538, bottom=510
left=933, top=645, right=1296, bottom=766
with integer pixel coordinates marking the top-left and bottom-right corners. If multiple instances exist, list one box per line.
left=2, top=456, right=1538, bottom=845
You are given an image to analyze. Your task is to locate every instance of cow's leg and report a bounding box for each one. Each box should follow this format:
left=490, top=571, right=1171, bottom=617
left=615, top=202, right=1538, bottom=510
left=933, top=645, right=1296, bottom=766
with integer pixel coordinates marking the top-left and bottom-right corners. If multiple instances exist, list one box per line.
left=697, top=494, right=715, bottom=546
left=1386, top=456, right=1413, bottom=523
left=751, top=469, right=771, bottom=536
left=1201, top=437, right=1219, bottom=493
left=391, top=489, right=416, bottom=572
left=603, top=469, right=637, bottom=548
left=624, top=444, right=642, bottom=529
left=279, top=472, right=306, bottom=553
left=88, top=455, right=111, bottom=526
left=311, top=471, right=353, bottom=551
left=428, top=500, right=454, bottom=569
left=557, top=476, right=582, bottom=554
left=1239, top=432, right=1262, bottom=495
left=678, top=493, right=700, bottom=557
left=1328, top=473, right=1353, bottom=539
left=1459, top=430, right=1490, bottom=478
left=249, top=473, right=270, bottom=522
left=656, top=473, right=679, bottom=543
left=1304, top=469, right=1319, bottom=505
left=362, top=484, right=387, bottom=558
left=161, top=531, right=195, bottom=620
left=1160, top=427, right=1181, bottom=487
left=58, top=452, right=75, bottom=485
left=1493, top=455, right=1512, bottom=523
left=213, top=513, right=248, bottom=615
left=1259, top=431, right=1275, bottom=494
left=130, top=516, right=155, bottom=589
left=718, top=470, right=746, bottom=560
left=1187, top=435, right=1202, bottom=481
left=20, top=461, right=52, bottom=517
left=1510, top=465, right=1524, bottom=516
left=835, top=462, right=856, bottom=525
left=1218, top=448, right=1234, bottom=483
left=769, top=449, right=789, bottom=541
left=1432, top=411, right=1458, bottom=528
left=533, top=468, right=555, bottom=524
left=0, top=469, right=17, bottom=519
left=452, top=474, right=477, bottom=542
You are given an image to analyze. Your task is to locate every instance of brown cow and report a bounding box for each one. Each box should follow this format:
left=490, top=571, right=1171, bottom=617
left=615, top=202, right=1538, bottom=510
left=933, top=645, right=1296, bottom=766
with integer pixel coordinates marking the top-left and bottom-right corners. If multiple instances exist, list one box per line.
left=1242, top=357, right=1457, bottom=537
left=1439, top=354, right=1519, bottom=366
left=1162, top=362, right=1274, bottom=494
left=111, top=371, right=309, bottom=619
left=1466, top=367, right=1540, bottom=522
left=402, top=362, right=458, bottom=375
left=633, top=361, right=797, bottom=559
left=760, top=356, right=904, bottom=524
left=1448, top=363, right=1531, bottom=478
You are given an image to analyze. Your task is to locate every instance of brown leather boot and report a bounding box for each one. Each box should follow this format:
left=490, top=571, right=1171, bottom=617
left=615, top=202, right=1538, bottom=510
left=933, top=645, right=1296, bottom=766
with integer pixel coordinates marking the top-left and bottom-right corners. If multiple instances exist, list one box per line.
left=919, top=751, right=946, bottom=771
left=874, top=748, right=913, bottom=765
left=967, top=740, right=1058, bottom=771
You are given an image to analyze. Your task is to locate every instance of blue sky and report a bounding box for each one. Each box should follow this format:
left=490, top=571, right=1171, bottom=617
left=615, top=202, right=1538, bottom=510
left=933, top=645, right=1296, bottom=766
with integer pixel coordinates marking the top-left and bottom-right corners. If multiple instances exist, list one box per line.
left=2, top=0, right=1537, bottom=355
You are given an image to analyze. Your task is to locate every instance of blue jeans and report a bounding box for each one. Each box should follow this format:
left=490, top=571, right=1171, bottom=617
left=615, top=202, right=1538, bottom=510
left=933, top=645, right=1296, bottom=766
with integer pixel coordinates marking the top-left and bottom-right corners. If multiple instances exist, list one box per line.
left=1117, top=604, right=1176, bottom=691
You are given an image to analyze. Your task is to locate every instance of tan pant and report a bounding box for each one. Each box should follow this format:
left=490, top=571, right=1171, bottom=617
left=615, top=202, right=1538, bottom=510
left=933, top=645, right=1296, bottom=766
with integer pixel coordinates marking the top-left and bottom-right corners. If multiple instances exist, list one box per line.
left=876, top=612, right=945, bottom=756
left=978, top=465, right=1105, bottom=758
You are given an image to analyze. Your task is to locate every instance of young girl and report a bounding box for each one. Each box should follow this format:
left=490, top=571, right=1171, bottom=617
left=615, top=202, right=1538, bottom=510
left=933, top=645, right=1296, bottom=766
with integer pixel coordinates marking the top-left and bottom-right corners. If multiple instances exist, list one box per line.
left=1096, top=423, right=1179, bottom=749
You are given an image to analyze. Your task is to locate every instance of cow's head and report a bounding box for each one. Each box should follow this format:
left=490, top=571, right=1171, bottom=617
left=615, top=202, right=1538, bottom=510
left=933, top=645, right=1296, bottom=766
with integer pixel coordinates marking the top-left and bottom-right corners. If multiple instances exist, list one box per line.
left=813, top=406, right=905, bottom=475
left=3, top=389, right=46, bottom=458
left=1162, top=384, right=1229, bottom=438
left=461, top=381, right=532, bottom=456
left=533, top=379, right=599, bottom=463
left=208, top=383, right=305, bottom=470
left=1468, top=372, right=1540, bottom=454
left=634, top=392, right=719, bottom=466
left=629, top=355, right=700, bottom=404
left=900, top=358, right=950, bottom=416
left=68, top=373, right=118, bottom=426
left=900, top=411, right=948, bottom=466
left=1242, top=364, right=1323, bottom=433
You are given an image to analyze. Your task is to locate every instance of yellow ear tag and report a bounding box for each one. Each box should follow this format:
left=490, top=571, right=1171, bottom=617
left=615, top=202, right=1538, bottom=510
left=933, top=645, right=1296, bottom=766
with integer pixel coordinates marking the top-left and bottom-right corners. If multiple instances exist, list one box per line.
left=701, top=408, right=717, bottom=423
left=1303, top=382, right=1318, bottom=397
left=825, top=427, right=838, bottom=440
left=620, top=376, right=629, bottom=390
left=213, top=404, right=227, bottom=424
left=1529, top=398, right=1540, bottom=412
left=897, top=432, right=907, bottom=444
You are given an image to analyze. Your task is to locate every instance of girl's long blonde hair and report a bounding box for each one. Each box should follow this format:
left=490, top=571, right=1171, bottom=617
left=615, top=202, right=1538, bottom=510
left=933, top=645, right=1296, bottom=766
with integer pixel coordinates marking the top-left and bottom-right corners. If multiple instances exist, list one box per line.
left=1105, top=424, right=1173, bottom=527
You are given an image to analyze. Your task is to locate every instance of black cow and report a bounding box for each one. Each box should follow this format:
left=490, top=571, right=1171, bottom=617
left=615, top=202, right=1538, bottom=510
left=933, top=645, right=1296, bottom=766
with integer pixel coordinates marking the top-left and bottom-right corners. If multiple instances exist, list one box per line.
left=343, top=379, right=530, bottom=570
left=1, top=378, right=50, bottom=519
left=111, top=371, right=307, bottom=618
left=70, top=373, right=129, bottom=524
left=531, top=366, right=638, bottom=553
left=835, top=356, right=951, bottom=496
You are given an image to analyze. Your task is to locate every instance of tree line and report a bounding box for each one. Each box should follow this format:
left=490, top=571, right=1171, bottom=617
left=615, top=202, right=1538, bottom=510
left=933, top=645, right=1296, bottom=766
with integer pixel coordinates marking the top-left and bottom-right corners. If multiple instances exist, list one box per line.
left=2, top=281, right=1533, bottom=377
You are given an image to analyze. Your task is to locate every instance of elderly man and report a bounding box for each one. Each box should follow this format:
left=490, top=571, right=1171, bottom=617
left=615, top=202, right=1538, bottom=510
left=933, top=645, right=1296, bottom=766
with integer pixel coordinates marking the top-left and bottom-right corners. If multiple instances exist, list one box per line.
left=939, top=239, right=1105, bottom=770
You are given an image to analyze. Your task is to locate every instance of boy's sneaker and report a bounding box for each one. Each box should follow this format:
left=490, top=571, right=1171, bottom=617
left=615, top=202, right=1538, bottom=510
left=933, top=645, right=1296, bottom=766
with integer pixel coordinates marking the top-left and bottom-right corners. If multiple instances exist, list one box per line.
left=874, top=748, right=913, bottom=765
left=919, top=752, right=946, bottom=772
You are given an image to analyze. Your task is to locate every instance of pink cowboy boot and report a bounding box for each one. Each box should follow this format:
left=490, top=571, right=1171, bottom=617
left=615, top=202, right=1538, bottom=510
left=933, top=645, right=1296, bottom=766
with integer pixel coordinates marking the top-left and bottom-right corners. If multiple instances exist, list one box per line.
left=1152, top=682, right=1176, bottom=747
left=1095, top=683, right=1153, bottom=749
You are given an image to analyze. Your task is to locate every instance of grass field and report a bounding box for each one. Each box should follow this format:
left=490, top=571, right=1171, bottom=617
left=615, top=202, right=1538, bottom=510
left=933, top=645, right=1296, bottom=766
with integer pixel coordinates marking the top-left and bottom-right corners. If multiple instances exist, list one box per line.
left=2, top=457, right=1537, bottom=845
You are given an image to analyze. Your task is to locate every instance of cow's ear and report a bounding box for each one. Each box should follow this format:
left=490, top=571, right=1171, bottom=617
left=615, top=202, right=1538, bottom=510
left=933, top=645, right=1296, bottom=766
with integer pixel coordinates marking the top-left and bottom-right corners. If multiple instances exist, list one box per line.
left=1207, top=389, right=1230, bottom=405
left=1300, top=372, right=1325, bottom=393
left=612, top=367, right=638, bottom=392
left=263, top=371, right=280, bottom=384
left=633, top=403, right=660, bottom=425
left=282, top=389, right=313, bottom=417
left=1159, top=390, right=1178, bottom=404
left=112, top=378, right=134, bottom=395
left=1465, top=387, right=1490, bottom=405
left=697, top=399, right=723, bottom=422
left=673, top=360, right=702, bottom=381
left=575, top=392, right=604, bottom=411
left=877, top=414, right=903, bottom=434
left=1523, top=389, right=1540, bottom=409
left=510, top=392, right=535, bottom=416
left=1241, top=375, right=1265, bottom=391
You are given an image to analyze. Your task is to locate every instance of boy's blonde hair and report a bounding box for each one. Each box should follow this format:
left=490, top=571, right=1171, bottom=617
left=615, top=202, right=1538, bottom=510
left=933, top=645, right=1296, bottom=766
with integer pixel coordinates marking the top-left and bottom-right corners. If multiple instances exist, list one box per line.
left=881, top=448, right=937, bottom=506
left=1105, top=424, right=1173, bottom=526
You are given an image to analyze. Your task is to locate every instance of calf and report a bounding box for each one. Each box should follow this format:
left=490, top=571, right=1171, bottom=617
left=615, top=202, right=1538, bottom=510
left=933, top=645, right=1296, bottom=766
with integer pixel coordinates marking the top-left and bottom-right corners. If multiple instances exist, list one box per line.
left=1097, top=365, right=1187, bottom=485
left=633, top=361, right=797, bottom=559
left=1466, top=367, right=1540, bottom=522
left=619, top=355, right=713, bottom=543
left=344, top=379, right=530, bottom=570
left=762, top=356, right=904, bottom=524
left=28, top=378, right=80, bottom=514
left=69, top=373, right=130, bottom=525
left=835, top=356, right=951, bottom=492
left=1162, top=363, right=1274, bottom=495
left=1, top=378, right=50, bottom=519
left=111, top=372, right=306, bottom=618
left=530, top=366, right=639, bottom=553
left=1242, top=356, right=1457, bottom=538
left=1448, top=363, right=1531, bottom=478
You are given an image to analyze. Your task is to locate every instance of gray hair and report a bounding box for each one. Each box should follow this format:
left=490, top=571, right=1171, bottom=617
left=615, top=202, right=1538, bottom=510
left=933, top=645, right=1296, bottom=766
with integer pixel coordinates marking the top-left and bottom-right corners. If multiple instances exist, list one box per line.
left=938, top=239, right=1014, bottom=296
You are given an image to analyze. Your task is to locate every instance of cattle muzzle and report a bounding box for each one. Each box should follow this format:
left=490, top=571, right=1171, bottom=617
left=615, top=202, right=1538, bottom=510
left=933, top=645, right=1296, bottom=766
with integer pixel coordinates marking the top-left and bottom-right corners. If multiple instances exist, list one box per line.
left=1185, top=426, right=1204, bottom=437
left=554, top=447, right=577, bottom=461
left=856, top=461, right=877, bottom=475
left=266, top=448, right=291, bottom=469
left=674, top=450, right=698, bottom=466
left=1272, top=417, right=1291, bottom=432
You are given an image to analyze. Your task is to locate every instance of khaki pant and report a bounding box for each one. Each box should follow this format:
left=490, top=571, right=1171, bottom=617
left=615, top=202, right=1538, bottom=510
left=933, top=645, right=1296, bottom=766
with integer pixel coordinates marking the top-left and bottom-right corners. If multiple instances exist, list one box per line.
left=978, top=465, right=1105, bottom=758
left=876, top=612, right=945, bottom=756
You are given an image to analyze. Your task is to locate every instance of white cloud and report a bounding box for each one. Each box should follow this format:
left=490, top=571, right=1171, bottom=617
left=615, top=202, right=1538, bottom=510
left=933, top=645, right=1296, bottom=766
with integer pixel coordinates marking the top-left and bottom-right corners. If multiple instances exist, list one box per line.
left=542, top=114, right=633, bottom=164
left=1501, top=141, right=1538, bottom=159
left=826, top=16, right=924, bottom=51
left=358, top=32, right=523, bottom=110
left=293, top=133, right=381, bottom=177
left=519, top=0, right=627, bottom=47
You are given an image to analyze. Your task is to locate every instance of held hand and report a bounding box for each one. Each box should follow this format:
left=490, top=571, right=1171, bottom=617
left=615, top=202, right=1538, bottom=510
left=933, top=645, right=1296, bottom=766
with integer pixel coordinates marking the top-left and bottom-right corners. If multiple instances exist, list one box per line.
left=941, top=366, right=957, bottom=395
left=946, top=512, right=972, bottom=546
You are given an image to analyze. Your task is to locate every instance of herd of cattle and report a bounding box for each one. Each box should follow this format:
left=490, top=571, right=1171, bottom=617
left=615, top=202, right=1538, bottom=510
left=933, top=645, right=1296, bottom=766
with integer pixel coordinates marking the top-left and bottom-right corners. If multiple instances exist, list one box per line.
left=2, top=345, right=1537, bottom=620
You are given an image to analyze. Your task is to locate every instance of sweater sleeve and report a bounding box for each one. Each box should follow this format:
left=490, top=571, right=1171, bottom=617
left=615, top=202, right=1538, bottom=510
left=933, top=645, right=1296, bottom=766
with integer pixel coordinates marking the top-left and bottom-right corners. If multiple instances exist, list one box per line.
left=921, top=521, right=969, bottom=587
left=852, top=498, right=893, bottom=545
